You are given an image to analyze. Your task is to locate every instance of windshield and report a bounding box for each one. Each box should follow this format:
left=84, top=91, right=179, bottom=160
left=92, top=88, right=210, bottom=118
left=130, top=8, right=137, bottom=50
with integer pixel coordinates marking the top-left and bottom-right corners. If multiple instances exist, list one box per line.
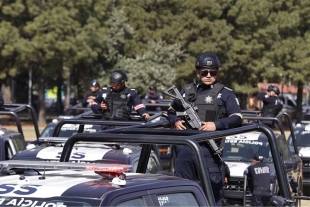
left=40, top=124, right=100, bottom=137
left=223, top=139, right=273, bottom=163
left=293, top=129, right=310, bottom=146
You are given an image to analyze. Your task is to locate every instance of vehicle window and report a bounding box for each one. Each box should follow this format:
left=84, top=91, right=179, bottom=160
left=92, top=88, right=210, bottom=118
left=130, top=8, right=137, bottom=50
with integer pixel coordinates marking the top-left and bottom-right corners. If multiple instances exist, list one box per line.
left=303, top=114, right=310, bottom=121
left=11, top=136, right=25, bottom=152
left=147, top=156, right=159, bottom=174
left=223, top=138, right=273, bottom=162
left=133, top=156, right=159, bottom=174
left=4, top=141, right=14, bottom=160
left=116, top=198, right=145, bottom=207
left=277, top=138, right=291, bottom=160
left=156, top=192, right=199, bottom=207
left=294, top=129, right=310, bottom=146
left=41, top=126, right=55, bottom=137
left=287, top=99, right=296, bottom=108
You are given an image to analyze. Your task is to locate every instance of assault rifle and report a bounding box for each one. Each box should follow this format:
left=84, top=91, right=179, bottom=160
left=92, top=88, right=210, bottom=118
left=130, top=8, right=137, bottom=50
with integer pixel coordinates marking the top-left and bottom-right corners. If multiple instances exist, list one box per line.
left=164, top=85, right=223, bottom=159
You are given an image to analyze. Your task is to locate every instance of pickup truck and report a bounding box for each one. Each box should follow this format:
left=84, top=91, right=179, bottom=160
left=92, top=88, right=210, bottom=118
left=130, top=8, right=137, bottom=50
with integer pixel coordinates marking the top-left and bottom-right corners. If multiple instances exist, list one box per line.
left=0, top=160, right=210, bottom=207
left=0, top=104, right=40, bottom=161
left=1, top=123, right=309, bottom=206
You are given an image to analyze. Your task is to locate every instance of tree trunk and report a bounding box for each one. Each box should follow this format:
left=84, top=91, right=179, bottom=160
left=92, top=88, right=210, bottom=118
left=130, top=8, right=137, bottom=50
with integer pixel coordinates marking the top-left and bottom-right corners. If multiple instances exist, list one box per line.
left=64, top=76, right=71, bottom=110
left=1, top=79, right=11, bottom=104
left=296, top=81, right=303, bottom=123
left=57, top=73, right=64, bottom=114
left=38, top=71, right=46, bottom=126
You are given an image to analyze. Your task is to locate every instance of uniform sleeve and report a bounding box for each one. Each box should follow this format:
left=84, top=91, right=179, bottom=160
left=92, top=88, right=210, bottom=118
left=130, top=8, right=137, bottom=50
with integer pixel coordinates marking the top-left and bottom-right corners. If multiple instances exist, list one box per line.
left=144, top=93, right=151, bottom=103
left=90, top=91, right=104, bottom=114
left=156, top=92, right=164, bottom=103
left=0, top=91, right=4, bottom=106
left=81, top=92, right=90, bottom=107
left=167, top=89, right=185, bottom=125
left=214, top=90, right=243, bottom=130
left=130, top=91, right=147, bottom=116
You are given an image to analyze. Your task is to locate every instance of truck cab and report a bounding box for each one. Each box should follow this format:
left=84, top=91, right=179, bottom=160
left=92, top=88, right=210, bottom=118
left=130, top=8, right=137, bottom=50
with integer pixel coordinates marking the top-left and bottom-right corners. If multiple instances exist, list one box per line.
left=0, top=128, right=26, bottom=161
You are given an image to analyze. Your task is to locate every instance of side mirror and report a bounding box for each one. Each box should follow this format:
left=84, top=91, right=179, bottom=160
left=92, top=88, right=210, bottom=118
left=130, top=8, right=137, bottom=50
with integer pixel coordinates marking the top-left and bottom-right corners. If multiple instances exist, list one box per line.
left=269, top=196, right=293, bottom=206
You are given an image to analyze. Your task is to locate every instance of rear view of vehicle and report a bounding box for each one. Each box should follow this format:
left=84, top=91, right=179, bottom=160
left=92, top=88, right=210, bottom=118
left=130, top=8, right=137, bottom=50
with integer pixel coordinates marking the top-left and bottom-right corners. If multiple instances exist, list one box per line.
left=288, top=123, right=310, bottom=194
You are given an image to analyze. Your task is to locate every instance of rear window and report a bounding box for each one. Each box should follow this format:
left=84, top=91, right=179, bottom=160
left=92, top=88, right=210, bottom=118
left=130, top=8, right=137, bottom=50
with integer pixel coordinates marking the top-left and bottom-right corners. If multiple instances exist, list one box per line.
left=156, top=192, right=199, bottom=207
left=291, top=127, right=310, bottom=146
left=223, top=138, right=272, bottom=163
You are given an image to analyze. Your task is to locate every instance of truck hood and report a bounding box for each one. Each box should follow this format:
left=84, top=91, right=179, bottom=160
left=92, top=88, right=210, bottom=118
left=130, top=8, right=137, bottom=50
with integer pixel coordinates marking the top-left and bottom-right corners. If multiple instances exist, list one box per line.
left=299, top=147, right=310, bottom=158
left=225, top=162, right=250, bottom=177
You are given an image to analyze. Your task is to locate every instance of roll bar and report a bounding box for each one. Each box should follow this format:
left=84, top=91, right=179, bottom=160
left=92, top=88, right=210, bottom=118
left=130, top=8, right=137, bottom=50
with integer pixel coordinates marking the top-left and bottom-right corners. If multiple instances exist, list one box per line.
left=0, top=104, right=40, bottom=140
left=60, top=123, right=291, bottom=204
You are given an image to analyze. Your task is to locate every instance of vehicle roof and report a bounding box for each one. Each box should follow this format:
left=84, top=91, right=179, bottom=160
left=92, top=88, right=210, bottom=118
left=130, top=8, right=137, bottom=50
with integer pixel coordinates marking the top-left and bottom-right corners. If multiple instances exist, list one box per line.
left=225, top=131, right=282, bottom=141
left=12, top=142, right=144, bottom=164
left=0, top=170, right=195, bottom=200
left=0, top=128, right=21, bottom=138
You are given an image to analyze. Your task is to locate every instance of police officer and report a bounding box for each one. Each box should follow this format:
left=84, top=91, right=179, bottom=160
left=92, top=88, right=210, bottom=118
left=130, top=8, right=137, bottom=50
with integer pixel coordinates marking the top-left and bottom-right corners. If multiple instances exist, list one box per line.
left=145, top=85, right=163, bottom=104
left=167, top=52, right=243, bottom=206
left=82, top=80, right=101, bottom=107
left=0, top=90, right=4, bottom=107
left=258, top=85, right=283, bottom=127
left=91, top=69, right=150, bottom=120
left=244, top=153, right=271, bottom=207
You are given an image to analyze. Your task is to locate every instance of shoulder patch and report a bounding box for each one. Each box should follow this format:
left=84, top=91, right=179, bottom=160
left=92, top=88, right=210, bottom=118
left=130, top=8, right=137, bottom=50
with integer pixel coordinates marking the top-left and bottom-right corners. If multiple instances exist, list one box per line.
left=224, top=87, right=233, bottom=91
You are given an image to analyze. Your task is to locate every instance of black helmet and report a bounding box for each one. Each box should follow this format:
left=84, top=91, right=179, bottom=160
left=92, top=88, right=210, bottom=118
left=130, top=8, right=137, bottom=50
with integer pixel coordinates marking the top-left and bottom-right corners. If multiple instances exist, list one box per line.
left=195, top=52, right=221, bottom=69
left=149, top=85, right=157, bottom=91
left=110, top=69, right=128, bottom=84
left=267, top=85, right=280, bottom=95
left=90, top=80, right=100, bottom=88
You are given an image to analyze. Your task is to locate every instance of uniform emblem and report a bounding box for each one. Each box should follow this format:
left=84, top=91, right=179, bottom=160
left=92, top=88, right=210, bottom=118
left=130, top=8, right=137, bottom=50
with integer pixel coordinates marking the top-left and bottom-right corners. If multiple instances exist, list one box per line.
left=204, top=59, right=213, bottom=66
left=217, top=93, right=222, bottom=99
left=205, top=96, right=213, bottom=104
left=120, top=94, right=126, bottom=99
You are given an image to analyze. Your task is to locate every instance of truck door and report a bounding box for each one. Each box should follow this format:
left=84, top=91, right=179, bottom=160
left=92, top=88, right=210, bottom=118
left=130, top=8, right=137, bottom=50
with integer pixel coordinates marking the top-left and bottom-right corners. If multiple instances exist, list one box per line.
left=4, top=139, right=15, bottom=160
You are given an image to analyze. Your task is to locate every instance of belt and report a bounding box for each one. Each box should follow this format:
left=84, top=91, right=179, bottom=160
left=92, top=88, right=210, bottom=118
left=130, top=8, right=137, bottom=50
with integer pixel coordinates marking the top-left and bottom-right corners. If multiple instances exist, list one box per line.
left=254, top=187, right=271, bottom=192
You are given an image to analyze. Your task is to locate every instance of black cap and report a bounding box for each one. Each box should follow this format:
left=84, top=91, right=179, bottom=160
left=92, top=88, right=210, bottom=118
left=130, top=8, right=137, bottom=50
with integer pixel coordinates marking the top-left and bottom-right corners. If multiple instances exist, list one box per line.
left=149, top=85, right=157, bottom=91
left=90, top=80, right=100, bottom=88
left=254, top=153, right=264, bottom=161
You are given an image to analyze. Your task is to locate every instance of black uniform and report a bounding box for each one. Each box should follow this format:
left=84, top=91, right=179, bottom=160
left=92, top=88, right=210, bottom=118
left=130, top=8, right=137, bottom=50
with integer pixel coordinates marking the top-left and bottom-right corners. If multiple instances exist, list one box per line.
left=0, top=91, right=3, bottom=107
left=91, top=87, right=147, bottom=120
left=167, top=81, right=243, bottom=206
left=144, top=92, right=163, bottom=103
left=258, top=93, right=283, bottom=127
left=245, top=162, right=271, bottom=206
left=82, top=91, right=100, bottom=107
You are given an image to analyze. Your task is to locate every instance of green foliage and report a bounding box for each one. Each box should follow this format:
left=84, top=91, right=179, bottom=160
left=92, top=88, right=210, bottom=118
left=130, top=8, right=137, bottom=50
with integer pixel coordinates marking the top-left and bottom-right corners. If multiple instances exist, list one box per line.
left=115, top=39, right=183, bottom=95
left=1, top=0, right=310, bottom=119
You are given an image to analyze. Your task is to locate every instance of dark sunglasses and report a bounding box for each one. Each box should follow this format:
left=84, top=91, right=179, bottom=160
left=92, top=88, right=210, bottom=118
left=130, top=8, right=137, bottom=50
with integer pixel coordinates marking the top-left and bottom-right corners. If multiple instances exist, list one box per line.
left=200, top=70, right=218, bottom=77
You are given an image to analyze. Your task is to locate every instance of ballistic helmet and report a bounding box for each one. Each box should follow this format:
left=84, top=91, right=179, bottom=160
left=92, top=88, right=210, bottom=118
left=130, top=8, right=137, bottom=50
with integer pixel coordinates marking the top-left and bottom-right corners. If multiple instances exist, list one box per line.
left=149, top=85, right=157, bottom=91
left=195, top=52, right=221, bottom=69
left=110, top=69, right=128, bottom=84
left=90, top=80, right=100, bottom=88
left=267, top=85, right=280, bottom=95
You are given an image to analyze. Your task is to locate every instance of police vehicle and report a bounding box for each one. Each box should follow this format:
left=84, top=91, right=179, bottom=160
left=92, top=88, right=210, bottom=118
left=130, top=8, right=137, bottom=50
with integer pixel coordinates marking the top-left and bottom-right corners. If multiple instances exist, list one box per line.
left=0, top=128, right=26, bottom=161
left=40, top=119, right=101, bottom=137
left=223, top=132, right=303, bottom=206
left=288, top=123, right=310, bottom=194
left=0, top=160, right=210, bottom=207
left=11, top=137, right=162, bottom=174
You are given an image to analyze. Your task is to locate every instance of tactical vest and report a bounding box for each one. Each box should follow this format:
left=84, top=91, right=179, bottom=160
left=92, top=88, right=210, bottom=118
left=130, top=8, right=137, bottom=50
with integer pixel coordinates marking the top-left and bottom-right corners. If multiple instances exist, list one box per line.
left=184, top=82, right=225, bottom=122
left=261, top=97, right=283, bottom=117
left=103, top=88, right=131, bottom=120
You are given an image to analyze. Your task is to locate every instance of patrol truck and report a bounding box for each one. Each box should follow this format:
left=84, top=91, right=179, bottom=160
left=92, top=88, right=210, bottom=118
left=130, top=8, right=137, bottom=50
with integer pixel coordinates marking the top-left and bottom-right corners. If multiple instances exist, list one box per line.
left=288, top=123, right=310, bottom=195
left=223, top=131, right=303, bottom=206
left=11, top=137, right=162, bottom=174
left=1, top=123, right=310, bottom=206
left=0, top=160, right=209, bottom=207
